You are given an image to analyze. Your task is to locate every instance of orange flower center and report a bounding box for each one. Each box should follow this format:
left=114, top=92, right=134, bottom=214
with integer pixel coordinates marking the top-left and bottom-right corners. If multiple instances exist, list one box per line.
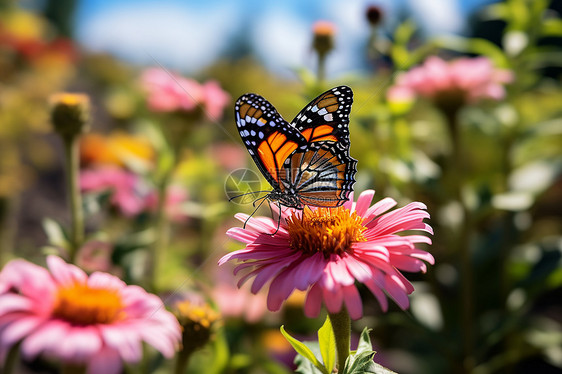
left=286, top=206, right=366, bottom=258
left=53, top=283, right=124, bottom=325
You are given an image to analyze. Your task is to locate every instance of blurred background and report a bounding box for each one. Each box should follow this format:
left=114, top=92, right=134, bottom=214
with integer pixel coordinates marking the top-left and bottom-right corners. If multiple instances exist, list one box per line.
left=1, top=0, right=561, bottom=373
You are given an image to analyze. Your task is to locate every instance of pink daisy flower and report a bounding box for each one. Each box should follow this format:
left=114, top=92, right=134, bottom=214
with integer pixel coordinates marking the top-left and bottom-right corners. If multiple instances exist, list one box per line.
left=0, top=256, right=181, bottom=374
left=140, top=68, right=230, bottom=120
left=80, top=166, right=148, bottom=217
left=388, top=56, right=513, bottom=106
left=219, top=190, right=434, bottom=320
left=141, top=67, right=203, bottom=113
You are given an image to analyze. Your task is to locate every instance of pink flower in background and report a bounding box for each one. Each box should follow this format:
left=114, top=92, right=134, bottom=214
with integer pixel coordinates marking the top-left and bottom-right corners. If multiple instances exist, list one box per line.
left=0, top=256, right=181, bottom=374
left=80, top=167, right=147, bottom=217
left=141, top=68, right=230, bottom=120
left=145, top=185, right=189, bottom=222
left=388, top=56, right=513, bottom=105
left=75, top=240, right=114, bottom=273
left=220, top=190, right=434, bottom=320
left=201, top=80, right=230, bottom=120
left=209, top=142, right=247, bottom=171
left=141, top=67, right=202, bottom=112
left=212, top=265, right=269, bottom=323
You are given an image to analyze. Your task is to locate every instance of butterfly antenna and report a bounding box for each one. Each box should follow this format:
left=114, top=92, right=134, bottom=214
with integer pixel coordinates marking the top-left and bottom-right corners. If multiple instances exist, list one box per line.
left=243, top=195, right=269, bottom=229
left=228, top=190, right=270, bottom=203
left=267, top=202, right=283, bottom=236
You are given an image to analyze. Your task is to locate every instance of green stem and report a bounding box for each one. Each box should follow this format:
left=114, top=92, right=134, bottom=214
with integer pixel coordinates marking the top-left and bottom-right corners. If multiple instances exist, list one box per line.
left=0, top=196, right=18, bottom=266
left=63, top=136, right=84, bottom=262
left=317, top=52, right=327, bottom=86
left=174, top=349, right=193, bottom=374
left=146, top=172, right=171, bottom=292
left=61, top=363, right=87, bottom=374
left=444, top=108, right=474, bottom=373
left=329, top=308, right=351, bottom=369
left=3, top=343, right=20, bottom=374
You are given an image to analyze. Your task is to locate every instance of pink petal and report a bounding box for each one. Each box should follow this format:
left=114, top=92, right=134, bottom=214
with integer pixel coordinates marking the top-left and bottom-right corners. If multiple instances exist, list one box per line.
left=87, top=272, right=125, bottom=290
left=1, top=316, right=44, bottom=349
left=47, top=255, right=87, bottom=286
left=354, top=190, right=375, bottom=217
left=87, top=346, right=123, bottom=374
left=58, top=326, right=102, bottom=362
left=342, top=285, right=363, bottom=320
left=100, top=325, right=142, bottom=363
left=21, top=320, right=70, bottom=359
left=304, top=284, right=323, bottom=318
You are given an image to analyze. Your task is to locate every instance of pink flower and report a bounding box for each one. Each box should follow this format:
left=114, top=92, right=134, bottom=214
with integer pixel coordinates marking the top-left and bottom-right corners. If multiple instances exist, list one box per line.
left=201, top=80, right=230, bottom=120
left=211, top=265, right=269, bottom=323
left=219, top=190, right=434, bottom=320
left=141, top=67, right=202, bottom=112
left=80, top=167, right=148, bottom=217
left=0, top=256, right=181, bottom=374
left=75, top=240, right=114, bottom=273
left=388, top=56, right=513, bottom=105
left=141, top=68, right=230, bottom=119
left=145, top=185, right=189, bottom=222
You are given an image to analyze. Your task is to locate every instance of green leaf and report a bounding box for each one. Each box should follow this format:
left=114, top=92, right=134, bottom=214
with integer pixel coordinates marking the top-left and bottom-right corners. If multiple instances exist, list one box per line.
left=344, top=351, right=376, bottom=373
left=433, top=36, right=509, bottom=68
left=318, top=316, right=336, bottom=373
left=280, top=326, right=328, bottom=374
left=339, top=328, right=399, bottom=374
left=356, top=328, right=374, bottom=355
left=540, top=17, right=562, bottom=37
left=295, top=351, right=326, bottom=374
left=42, top=218, right=69, bottom=249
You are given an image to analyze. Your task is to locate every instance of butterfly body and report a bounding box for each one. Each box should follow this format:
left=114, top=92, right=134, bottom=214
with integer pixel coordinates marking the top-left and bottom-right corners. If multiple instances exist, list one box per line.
left=235, top=86, right=357, bottom=209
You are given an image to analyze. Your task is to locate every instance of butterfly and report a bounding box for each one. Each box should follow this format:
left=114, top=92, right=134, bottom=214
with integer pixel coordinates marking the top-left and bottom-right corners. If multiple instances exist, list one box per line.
left=234, top=86, right=357, bottom=210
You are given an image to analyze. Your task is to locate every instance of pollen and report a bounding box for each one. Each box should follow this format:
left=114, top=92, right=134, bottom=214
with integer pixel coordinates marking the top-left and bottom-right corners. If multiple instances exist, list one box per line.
left=286, top=206, right=366, bottom=257
left=53, top=283, right=124, bottom=325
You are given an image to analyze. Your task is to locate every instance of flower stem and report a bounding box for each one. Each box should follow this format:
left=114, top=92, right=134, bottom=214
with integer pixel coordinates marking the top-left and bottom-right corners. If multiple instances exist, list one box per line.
left=146, top=172, right=171, bottom=292
left=63, top=136, right=84, bottom=263
left=3, top=343, right=20, bottom=374
left=329, top=308, right=351, bottom=369
left=174, top=347, right=194, bottom=374
left=317, top=52, right=327, bottom=86
left=444, top=108, right=474, bottom=372
left=61, top=363, right=87, bottom=374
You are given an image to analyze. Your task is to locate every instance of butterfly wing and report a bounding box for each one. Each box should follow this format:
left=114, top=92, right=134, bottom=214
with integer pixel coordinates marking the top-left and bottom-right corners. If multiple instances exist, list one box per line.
left=234, top=93, right=307, bottom=189
left=284, top=86, right=357, bottom=207
left=290, top=86, right=353, bottom=146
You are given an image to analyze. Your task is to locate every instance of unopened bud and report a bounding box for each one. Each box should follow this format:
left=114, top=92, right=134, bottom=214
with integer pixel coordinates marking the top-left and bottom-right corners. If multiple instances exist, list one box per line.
left=366, top=5, right=383, bottom=27
left=50, top=93, right=90, bottom=140
left=312, top=21, right=336, bottom=57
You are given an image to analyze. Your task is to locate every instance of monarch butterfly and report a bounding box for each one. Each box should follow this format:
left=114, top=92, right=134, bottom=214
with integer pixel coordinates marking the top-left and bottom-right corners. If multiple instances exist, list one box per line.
left=233, top=86, right=357, bottom=214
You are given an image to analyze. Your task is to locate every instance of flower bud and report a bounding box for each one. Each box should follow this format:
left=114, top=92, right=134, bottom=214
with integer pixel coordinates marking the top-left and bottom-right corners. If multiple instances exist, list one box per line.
left=174, top=299, right=220, bottom=353
left=50, top=93, right=90, bottom=140
left=312, top=21, right=336, bottom=57
left=366, top=5, right=383, bottom=27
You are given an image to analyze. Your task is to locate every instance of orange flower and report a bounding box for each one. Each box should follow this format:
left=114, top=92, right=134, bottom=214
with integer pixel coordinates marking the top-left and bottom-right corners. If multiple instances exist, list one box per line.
left=80, top=131, right=154, bottom=168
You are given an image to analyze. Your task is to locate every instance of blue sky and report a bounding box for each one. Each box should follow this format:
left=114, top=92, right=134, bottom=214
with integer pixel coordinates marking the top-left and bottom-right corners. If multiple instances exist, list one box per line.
left=73, top=0, right=498, bottom=77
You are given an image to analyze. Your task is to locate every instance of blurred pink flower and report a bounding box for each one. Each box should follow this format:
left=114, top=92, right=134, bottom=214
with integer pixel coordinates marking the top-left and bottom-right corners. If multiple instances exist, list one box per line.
left=201, top=80, right=230, bottom=120
left=220, top=190, right=434, bottom=320
left=145, top=185, right=189, bottom=222
left=75, top=240, right=114, bottom=273
left=0, top=256, right=181, bottom=374
left=141, top=67, right=202, bottom=112
left=141, top=68, right=229, bottom=119
left=80, top=167, right=147, bottom=217
left=388, top=56, right=513, bottom=105
left=211, top=265, right=269, bottom=323
left=209, top=142, right=247, bottom=171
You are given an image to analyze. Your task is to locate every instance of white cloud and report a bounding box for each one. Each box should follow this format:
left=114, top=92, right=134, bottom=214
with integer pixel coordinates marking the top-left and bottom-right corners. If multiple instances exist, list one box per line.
left=76, top=3, right=239, bottom=73
left=407, top=0, right=466, bottom=36
left=250, top=7, right=311, bottom=78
